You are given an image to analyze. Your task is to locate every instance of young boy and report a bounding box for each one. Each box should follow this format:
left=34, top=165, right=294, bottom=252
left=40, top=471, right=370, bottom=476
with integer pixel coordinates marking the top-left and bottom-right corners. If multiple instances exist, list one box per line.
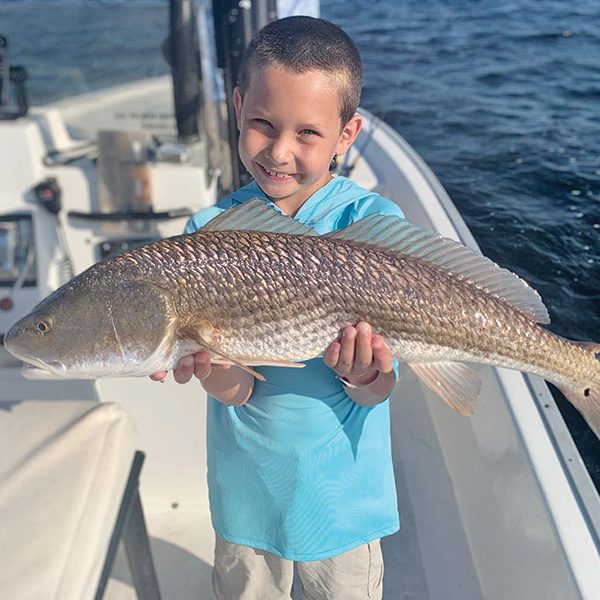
left=152, top=16, right=404, bottom=599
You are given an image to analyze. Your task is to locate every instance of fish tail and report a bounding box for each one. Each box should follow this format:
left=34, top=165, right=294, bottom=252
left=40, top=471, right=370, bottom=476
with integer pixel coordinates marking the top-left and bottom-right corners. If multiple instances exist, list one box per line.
left=558, top=342, right=600, bottom=439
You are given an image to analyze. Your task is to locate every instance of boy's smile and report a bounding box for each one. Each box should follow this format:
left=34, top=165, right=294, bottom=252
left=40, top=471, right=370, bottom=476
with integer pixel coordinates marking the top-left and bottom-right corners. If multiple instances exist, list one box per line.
left=234, top=64, right=361, bottom=215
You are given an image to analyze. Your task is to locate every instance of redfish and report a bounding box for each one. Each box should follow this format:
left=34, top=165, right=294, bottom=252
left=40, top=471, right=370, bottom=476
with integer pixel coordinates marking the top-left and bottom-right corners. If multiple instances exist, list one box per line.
left=5, top=199, right=600, bottom=438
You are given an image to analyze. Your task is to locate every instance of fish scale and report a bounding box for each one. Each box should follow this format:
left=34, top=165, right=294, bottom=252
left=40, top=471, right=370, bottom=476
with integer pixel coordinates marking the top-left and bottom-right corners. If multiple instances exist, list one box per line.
left=138, top=230, right=575, bottom=374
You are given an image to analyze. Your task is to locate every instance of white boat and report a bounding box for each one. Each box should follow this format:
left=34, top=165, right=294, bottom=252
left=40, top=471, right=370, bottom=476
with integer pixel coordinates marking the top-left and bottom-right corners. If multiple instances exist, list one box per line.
left=1, top=2, right=598, bottom=599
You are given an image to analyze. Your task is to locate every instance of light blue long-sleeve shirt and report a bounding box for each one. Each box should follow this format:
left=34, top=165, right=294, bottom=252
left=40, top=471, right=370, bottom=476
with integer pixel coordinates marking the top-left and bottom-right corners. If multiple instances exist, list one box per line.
left=185, top=176, right=403, bottom=560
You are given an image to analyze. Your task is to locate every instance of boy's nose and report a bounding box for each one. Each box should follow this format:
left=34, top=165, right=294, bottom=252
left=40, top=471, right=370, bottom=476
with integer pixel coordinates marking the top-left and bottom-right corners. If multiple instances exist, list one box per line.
left=266, top=135, right=293, bottom=164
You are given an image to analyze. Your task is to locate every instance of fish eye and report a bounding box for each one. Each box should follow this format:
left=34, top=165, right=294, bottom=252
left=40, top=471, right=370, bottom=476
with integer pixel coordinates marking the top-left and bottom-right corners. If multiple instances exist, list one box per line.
left=35, top=317, right=53, bottom=335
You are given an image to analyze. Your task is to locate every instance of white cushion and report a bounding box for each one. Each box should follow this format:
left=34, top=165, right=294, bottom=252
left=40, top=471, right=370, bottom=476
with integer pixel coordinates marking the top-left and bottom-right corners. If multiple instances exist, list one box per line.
left=0, top=401, right=136, bottom=600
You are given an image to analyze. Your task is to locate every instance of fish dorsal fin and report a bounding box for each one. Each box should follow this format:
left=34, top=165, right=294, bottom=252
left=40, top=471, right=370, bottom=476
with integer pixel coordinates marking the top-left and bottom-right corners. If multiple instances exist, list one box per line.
left=326, top=214, right=550, bottom=324
left=200, top=198, right=319, bottom=236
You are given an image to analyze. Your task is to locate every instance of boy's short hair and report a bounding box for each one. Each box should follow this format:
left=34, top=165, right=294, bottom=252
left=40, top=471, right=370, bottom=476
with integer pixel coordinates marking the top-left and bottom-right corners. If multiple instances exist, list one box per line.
left=238, top=16, right=363, bottom=126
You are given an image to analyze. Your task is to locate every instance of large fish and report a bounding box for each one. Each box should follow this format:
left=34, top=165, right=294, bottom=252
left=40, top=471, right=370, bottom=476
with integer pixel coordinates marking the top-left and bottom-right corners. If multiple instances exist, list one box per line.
left=4, top=199, right=600, bottom=437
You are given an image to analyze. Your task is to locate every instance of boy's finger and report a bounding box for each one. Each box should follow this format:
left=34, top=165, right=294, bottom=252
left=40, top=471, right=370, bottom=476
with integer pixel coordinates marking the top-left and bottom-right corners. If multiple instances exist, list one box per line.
left=213, top=363, right=232, bottom=370
left=337, top=326, right=357, bottom=375
left=193, top=353, right=212, bottom=381
left=372, top=335, right=394, bottom=373
left=353, top=322, right=373, bottom=371
left=323, top=341, right=341, bottom=368
left=193, top=350, right=210, bottom=362
left=173, top=355, right=194, bottom=384
left=150, top=370, right=168, bottom=382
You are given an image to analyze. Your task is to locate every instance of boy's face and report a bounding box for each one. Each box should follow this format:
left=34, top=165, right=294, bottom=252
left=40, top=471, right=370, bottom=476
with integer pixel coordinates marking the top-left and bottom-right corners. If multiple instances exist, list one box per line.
left=234, top=64, right=361, bottom=214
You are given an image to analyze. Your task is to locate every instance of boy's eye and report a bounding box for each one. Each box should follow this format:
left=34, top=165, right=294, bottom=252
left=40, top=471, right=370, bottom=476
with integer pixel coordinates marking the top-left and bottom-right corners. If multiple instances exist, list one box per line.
left=300, top=129, right=320, bottom=136
left=253, top=118, right=272, bottom=127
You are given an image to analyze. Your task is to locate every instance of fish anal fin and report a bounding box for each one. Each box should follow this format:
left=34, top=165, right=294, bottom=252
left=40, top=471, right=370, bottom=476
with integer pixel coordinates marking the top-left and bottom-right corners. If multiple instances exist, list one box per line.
left=408, top=361, right=481, bottom=416
left=178, top=322, right=266, bottom=382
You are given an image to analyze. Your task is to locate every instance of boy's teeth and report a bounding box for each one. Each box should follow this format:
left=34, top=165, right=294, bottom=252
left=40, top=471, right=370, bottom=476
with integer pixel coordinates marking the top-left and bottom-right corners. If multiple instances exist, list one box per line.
left=265, top=167, right=289, bottom=178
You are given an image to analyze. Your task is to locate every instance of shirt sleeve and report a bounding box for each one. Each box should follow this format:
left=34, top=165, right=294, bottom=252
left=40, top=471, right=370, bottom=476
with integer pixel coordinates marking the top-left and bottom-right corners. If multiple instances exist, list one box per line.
left=353, top=193, right=405, bottom=221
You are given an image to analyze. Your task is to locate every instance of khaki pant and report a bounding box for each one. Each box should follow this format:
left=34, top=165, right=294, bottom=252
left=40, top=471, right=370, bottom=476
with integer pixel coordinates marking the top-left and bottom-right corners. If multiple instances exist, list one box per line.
left=213, top=536, right=383, bottom=600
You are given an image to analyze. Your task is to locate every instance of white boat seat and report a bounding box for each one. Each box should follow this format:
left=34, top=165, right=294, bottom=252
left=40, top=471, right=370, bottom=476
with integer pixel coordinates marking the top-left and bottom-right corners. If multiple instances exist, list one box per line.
left=0, top=400, right=160, bottom=600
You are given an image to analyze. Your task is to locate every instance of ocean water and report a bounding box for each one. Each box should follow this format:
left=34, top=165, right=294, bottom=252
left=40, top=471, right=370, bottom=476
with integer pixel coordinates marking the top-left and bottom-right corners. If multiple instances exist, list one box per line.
left=324, top=0, right=600, bottom=488
left=2, top=1, right=599, bottom=486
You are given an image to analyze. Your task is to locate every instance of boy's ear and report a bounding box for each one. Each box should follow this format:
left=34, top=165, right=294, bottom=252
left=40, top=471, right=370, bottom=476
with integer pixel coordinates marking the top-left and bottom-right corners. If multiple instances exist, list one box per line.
left=336, top=113, right=363, bottom=155
left=233, top=87, right=243, bottom=129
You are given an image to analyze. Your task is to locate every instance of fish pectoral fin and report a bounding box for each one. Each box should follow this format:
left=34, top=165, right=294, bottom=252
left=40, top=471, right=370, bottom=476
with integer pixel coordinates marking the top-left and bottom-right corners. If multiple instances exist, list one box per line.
left=209, top=356, right=304, bottom=369
left=178, top=325, right=266, bottom=382
left=408, top=361, right=481, bottom=416
left=231, top=358, right=306, bottom=368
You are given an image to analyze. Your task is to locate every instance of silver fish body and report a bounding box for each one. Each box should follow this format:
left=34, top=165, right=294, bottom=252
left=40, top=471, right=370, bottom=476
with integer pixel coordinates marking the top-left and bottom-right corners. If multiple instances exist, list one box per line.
left=5, top=199, right=600, bottom=438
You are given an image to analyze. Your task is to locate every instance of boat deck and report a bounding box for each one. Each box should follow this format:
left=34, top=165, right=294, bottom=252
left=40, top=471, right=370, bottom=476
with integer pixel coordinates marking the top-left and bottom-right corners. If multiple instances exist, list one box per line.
left=98, top=368, right=591, bottom=599
left=1, top=87, right=598, bottom=598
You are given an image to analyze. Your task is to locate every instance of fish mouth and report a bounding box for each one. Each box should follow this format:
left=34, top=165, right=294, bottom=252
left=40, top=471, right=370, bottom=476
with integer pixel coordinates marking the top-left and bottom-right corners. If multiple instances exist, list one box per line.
left=6, top=348, right=67, bottom=377
left=21, top=360, right=100, bottom=380
left=34, top=358, right=66, bottom=374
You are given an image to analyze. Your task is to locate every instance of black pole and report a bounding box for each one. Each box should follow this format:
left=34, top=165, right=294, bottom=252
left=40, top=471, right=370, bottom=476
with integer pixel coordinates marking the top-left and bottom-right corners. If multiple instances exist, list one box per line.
left=212, top=0, right=277, bottom=190
left=95, top=452, right=161, bottom=600
left=0, top=36, right=10, bottom=106
left=169, top=0, right=202, bottom=141
left=0, top=37, right=29, bottom=120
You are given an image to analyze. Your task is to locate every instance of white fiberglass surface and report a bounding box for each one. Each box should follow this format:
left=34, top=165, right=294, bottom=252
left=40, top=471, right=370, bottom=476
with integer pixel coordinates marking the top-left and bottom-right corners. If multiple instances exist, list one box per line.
left=386, top=369, right=582, bottom=599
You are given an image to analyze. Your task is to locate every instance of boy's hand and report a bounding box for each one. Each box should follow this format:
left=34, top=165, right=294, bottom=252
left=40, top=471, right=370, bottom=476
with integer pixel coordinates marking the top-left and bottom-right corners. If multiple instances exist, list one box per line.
left=151, top=352, right=252, bottom=406
left=323, top=321, right=394, bottom=387
left=149, top=351, right=231, bottom=384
